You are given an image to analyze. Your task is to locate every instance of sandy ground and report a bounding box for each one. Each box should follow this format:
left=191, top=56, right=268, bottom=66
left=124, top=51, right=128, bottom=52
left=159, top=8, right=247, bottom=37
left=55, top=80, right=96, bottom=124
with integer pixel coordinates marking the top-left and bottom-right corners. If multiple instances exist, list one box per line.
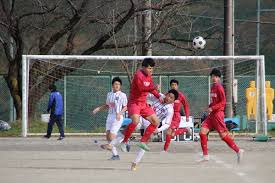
left=0, top=137, right=274, bottom=183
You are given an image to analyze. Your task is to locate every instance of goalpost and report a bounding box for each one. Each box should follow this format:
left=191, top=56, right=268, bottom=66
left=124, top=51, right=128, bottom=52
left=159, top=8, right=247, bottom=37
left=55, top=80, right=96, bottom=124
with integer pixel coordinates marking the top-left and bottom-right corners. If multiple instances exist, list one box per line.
left=22, top=55, right=267, bottom=137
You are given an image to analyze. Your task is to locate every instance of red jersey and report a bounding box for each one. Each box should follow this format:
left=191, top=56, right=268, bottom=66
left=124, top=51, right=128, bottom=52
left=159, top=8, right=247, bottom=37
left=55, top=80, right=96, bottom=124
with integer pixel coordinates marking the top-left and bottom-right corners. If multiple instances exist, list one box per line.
left=173, top=91, right=190, bottom=118
left=209, top=83, right=226, bottom=113
left=128, top=69, right=160, bottom=103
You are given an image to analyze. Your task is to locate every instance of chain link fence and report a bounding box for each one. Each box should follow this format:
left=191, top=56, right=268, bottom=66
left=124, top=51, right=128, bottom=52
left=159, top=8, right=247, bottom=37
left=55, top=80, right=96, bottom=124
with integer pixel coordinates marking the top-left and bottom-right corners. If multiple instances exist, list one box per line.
left=1, top=74, right=273, bottom=133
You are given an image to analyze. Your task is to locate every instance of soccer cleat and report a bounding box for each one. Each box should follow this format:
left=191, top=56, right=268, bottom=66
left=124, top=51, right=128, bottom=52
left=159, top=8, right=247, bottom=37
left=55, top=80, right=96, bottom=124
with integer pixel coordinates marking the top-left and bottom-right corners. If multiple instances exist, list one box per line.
left=109, top=155, right=120, bottom=160
left=131, top=162, right=137, bottom=171
left=197, top=155, right=210, bottom=163
left=237, top=149, right=244, bottom=164
left=126, top=144, right=131, bottom=152
left=100, top=144, right=112, bottom=151
left=137, top=142, right=150, bottom=151
left=120, top=142, right=127, bottom=152
left=160, top=150, right=168, bottom=154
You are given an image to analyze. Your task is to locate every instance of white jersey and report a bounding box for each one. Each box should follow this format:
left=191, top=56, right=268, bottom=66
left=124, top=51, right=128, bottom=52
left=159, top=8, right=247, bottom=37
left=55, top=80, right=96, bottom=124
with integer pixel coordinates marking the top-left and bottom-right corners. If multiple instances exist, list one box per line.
left=147, top=93, right=174, bottom=126
left=106, top=91, right=127, bottom=115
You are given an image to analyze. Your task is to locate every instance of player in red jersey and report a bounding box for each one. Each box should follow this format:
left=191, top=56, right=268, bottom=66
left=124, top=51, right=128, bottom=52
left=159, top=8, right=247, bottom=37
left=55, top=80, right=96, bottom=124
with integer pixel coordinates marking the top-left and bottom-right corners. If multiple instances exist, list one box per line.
left=162, top=79, right=191, bottom=152
left=120, top=58, right=161, bottom=152
left=198, top=68, right=244, bottom=163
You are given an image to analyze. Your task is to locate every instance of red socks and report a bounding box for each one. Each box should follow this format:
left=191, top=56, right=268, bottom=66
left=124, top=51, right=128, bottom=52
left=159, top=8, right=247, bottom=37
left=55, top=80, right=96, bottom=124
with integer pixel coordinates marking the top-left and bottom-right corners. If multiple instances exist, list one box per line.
left=123, top=122, right=137, bottom=143
left=222, top=134, right=240, bottom=153
left=199, top=132, right=208, bottom=155
left=163, top=134, right=172, bottom=151
left=199, top=132, right=240, bottom=155
left=163, top=128, right=188, bottom=151
left=174, top=128, right=188, bottom=136
left=141, top=124, right=157, bottom=142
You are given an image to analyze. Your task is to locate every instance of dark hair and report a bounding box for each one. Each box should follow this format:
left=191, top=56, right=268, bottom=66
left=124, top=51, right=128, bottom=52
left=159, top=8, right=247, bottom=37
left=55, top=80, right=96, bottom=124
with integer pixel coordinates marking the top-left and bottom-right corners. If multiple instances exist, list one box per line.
left=142, top=58, right=155, bottom=67
left=112, top=77, right=122, bottom=85
left=210, top=68, right=222, bottom=77
left=168, top=89, right=179, bottom=100
left=49, top=84, right=56, bottom=91
left=170, top=79, right=179, bottom=86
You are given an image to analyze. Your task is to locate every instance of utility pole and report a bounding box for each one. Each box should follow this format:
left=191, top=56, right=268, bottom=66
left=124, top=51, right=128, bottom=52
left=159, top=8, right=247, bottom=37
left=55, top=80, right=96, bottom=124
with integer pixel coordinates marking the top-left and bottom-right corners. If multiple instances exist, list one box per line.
left=223, top=0, right=234, bottom=118
left=256, top=0, right=261, bottom=55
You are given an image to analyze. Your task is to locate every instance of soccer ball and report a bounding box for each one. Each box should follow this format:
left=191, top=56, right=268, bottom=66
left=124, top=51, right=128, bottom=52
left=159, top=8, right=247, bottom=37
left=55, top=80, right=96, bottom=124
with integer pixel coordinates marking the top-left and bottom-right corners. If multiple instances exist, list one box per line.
left=193, top=36, right=206, bottom=49
left=194, top=134, right=200, bottom=142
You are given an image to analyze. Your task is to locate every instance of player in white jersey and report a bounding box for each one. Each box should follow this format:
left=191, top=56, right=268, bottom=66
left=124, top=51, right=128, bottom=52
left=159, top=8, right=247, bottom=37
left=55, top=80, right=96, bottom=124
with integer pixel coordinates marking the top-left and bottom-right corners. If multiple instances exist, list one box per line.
left=92, top=77, right=127, bottom=160
left=131, top=89, right=178, bottom=170
left=138, top=91, right=175, bottom=133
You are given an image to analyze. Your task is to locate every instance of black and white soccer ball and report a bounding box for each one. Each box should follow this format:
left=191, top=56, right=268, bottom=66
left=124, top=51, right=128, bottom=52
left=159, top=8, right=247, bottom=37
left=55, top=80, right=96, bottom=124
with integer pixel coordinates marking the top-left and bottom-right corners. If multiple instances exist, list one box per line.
left=194, top=134, right=200, bottom=142
left=193, top=36, right=206, bottom=49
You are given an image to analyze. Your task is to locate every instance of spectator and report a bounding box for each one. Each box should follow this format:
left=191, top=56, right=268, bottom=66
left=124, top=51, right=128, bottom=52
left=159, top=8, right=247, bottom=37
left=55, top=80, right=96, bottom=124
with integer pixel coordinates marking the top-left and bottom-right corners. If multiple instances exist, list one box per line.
left=44, top=84, right=65, bottom=140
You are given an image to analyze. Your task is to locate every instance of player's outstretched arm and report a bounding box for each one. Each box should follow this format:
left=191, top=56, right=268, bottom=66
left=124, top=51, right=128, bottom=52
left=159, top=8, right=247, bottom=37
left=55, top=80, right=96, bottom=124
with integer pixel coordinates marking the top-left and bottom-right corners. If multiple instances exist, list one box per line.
left=92, top=104, right=108, bottom=115
left=116, top=105, right=127, bottom=121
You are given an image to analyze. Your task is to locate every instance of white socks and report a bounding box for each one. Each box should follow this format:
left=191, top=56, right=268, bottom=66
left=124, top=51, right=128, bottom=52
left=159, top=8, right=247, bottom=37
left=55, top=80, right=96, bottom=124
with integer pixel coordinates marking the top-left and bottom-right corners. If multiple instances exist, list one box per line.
left=112, top=146, right=118, bottom=156
left=133, top=149, right=146, bottom=164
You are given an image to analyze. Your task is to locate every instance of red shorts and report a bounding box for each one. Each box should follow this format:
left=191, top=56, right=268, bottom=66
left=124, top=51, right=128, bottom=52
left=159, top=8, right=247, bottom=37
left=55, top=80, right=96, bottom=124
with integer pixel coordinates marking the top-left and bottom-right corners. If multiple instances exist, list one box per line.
left=169, top=112, right=181, bottom=129
left=128, top=102, right=155, bottom=118
left=201, top=111, right=227, bottom=133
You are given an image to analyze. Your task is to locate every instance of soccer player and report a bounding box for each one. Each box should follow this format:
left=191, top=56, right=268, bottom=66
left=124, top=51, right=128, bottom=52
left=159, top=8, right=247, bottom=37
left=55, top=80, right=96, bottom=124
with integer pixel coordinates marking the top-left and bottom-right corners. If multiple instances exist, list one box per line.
left=127, top=89, right=178, bottom=170
left=198, top=68, right=244, bottom=163
left=163, top=79, right=190, bottom=152
left=120, top=58, right=161, bottom=152
left=92, top=77, right=127, bottom=160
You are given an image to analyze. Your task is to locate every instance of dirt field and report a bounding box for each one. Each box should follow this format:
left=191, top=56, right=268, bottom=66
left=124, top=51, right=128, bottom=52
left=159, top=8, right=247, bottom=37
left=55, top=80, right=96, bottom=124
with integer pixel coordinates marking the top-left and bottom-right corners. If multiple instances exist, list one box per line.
left=0, top=137, right=274, bottom=183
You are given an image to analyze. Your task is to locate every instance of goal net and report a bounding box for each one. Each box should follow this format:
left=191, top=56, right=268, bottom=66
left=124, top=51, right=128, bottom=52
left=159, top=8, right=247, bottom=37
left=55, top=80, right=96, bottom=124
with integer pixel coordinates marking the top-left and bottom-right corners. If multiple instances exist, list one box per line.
left=22, top=55, right=266, bottom=137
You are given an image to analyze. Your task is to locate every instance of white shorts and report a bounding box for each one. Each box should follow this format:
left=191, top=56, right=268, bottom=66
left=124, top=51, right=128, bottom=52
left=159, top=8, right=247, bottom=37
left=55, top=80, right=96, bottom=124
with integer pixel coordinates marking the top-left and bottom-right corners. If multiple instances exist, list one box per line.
left=106, top=114, right=123, bottom=134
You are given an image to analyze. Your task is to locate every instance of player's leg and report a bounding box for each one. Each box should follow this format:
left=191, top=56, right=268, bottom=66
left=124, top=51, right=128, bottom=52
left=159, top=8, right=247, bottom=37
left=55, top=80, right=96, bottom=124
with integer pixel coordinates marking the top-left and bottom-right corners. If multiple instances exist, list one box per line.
left=219, top=132, right=244, bottom=163
left=120, top=114, right=139, bottom=152
left=45, top=114, right=55, bottom=138
left=197, top=117, right=211, bottom=162
left=101, top=115, right=113, bottom=150
left=214, top=112, right=238, bottom=152
left=101, top=116, right=123, bottom=159
left=137, top=113, right=159, bottom=151
left=215, top=112, right=244, bottom=163
left=122, top=103, right=140, bottom=143
left=131, top=149, right=146, bottom=171
left=56, top=115, right=65, bottom=140
left=174, top=128, right=190, bottom=136
left=108, top=117, right=123, bottom=160
left=199, top=127, right=210, bottom=159
left=163, top=127, right=174, bottom=152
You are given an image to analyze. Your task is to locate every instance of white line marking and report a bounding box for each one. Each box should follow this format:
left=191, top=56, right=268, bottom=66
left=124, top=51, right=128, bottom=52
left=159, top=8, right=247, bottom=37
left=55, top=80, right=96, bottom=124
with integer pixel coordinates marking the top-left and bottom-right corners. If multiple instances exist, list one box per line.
left=211, top=155, right=255, bottom=183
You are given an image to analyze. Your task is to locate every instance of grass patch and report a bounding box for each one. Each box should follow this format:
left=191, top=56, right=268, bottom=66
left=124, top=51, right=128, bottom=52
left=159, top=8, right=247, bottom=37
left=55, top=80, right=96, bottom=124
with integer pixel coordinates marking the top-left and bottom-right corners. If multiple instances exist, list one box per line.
left=0, top=120, right=105, bottom=137
left=268, top=129, right=275, bottom=137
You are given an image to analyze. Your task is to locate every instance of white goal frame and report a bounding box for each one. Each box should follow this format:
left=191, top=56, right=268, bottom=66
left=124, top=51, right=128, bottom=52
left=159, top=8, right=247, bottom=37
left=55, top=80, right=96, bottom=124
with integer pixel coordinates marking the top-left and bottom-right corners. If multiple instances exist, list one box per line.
left=22, top=55, right=267, bottom=137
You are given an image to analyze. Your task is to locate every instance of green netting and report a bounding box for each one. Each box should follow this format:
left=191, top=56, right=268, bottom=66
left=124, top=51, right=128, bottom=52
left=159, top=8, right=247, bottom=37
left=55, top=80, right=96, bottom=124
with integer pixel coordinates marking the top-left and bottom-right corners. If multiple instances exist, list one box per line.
left=29, top=75, right=275, bottom=133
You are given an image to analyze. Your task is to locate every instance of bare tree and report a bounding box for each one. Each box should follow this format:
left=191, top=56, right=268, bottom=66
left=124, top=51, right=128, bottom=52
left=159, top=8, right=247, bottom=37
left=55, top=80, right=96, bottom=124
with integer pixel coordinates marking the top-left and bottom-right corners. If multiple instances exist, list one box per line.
left=0, top=0, right=222, bottom=120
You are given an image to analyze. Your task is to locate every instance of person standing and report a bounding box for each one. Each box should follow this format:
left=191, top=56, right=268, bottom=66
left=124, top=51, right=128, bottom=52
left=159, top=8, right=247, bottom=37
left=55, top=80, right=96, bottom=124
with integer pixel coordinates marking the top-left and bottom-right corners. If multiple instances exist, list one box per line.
left=44, top=84, right=65, bottom=140
left=93, top=77, right=128, bottom=160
